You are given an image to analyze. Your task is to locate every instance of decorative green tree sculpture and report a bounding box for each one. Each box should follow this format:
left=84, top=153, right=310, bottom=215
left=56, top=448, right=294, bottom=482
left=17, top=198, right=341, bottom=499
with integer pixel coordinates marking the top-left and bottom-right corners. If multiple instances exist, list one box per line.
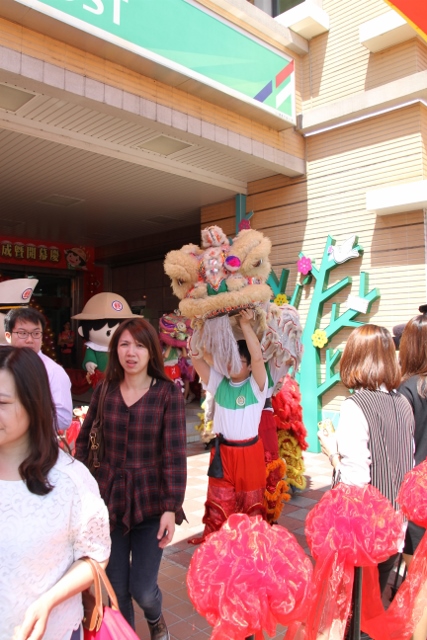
left=296, top=235, right=380, bottom=451
left=234, top=197, right=380, bottom=452
left=235, top=194, right=253, bottom=234
left=268, top=268, right=304, bottom=309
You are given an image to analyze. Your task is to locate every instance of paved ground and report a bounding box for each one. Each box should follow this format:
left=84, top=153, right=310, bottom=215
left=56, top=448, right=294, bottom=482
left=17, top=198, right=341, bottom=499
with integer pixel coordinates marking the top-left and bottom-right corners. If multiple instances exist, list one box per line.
left=133, top=441, right=334, bottom=640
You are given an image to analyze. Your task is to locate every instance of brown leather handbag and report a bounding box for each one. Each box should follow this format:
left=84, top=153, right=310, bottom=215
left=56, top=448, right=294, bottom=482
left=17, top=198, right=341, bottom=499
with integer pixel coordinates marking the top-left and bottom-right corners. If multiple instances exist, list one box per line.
left=82, top=558, right=118, bottom=632
left=87, top=381, right=109, bottom=473
left=82, top=558, right=140, bottom=639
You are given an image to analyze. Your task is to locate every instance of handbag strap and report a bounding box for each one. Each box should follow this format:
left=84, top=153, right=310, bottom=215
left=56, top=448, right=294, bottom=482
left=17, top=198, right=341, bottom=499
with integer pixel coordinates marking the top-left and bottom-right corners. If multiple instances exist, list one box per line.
left=83, top=557, right=120, bottom=612
left=95, top=379, right=109, bottom=427
left=89, top=380, right=109, bottom=468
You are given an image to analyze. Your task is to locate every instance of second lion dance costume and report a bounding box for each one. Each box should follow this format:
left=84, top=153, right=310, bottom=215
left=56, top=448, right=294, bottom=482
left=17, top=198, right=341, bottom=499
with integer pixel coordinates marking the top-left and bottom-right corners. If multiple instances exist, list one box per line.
left=260, top=304, right=303, bottom=522
left=159, top=312, right=194, bottom=395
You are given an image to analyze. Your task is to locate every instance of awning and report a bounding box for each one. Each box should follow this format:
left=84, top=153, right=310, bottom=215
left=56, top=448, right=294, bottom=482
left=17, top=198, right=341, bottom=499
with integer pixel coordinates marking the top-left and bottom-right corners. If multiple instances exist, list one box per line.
left=383, top=0, right=427, bottom=42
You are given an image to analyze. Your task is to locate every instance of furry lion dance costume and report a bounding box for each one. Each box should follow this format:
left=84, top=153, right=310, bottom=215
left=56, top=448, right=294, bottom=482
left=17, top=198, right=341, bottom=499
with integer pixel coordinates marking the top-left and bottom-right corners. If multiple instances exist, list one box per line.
left=165, top=225, right=303, bottom=527
left=164, top=225, right=301, bottom=379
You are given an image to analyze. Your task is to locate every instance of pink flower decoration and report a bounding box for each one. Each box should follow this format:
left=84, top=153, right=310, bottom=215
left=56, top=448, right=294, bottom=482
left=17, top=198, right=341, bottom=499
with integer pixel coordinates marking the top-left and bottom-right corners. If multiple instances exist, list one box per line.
left=238, top=219, right=251, bottom=231
left=297, top=256, right=312, bottom=275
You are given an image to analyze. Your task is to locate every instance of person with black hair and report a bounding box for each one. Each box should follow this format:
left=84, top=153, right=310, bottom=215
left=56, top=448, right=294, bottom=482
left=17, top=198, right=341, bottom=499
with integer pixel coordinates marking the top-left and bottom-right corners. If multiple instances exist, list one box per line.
left=4, top=307, right=73, bottom=431
left=188, top=309, right=267, bottom=544
left=0, top=346, right=110, bottom=640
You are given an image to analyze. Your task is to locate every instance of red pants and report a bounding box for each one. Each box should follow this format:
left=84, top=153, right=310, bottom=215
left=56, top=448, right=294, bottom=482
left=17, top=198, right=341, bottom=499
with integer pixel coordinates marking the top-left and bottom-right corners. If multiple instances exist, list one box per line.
left=189, top=438, right=266, bottom=544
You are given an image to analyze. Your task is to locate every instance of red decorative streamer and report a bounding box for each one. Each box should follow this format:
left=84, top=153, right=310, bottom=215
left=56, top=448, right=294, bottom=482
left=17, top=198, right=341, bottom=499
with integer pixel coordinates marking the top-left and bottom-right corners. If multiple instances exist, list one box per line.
left=286, top=483, right=403, bottom=640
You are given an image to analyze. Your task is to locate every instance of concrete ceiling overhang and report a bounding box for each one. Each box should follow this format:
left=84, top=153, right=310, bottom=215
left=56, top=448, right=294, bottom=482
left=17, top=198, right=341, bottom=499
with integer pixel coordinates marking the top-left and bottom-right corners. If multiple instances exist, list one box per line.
left=0, top=0, right=301, bottom=131
left=0, top=33, right=305, bottom=249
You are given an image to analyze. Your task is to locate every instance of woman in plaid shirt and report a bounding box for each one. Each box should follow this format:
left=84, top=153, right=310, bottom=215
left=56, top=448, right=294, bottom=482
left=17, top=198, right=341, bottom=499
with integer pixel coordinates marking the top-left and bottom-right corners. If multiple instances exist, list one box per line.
left=75, top=318, right=187, bottom=640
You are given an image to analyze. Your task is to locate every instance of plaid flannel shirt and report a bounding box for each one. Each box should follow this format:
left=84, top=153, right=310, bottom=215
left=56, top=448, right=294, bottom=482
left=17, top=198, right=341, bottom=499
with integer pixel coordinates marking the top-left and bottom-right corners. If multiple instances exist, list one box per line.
left=75, top=378, right=187, bottom=532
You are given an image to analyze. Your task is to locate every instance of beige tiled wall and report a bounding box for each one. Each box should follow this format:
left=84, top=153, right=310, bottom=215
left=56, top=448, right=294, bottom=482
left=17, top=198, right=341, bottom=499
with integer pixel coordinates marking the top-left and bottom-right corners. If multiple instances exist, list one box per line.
left=201, top=102, right=427, bottom=412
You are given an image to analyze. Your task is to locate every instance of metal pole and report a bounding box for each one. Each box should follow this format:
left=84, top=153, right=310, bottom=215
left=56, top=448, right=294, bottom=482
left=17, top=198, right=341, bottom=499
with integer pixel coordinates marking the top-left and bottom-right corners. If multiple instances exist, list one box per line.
left=349, top=566, right=363, bottom=640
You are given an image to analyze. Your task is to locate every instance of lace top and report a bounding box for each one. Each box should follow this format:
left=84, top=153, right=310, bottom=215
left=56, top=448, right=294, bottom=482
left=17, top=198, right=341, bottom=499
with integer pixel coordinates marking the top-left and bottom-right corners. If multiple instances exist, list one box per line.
left=0, top=450, right=111, bottom=640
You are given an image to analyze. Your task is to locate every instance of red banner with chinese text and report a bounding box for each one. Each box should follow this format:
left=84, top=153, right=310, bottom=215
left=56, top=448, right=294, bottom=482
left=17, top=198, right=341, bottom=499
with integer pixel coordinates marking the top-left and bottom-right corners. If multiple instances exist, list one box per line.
left=0, top=236, right=94, bottom=271
left=383, top=0, right=427, bottom=42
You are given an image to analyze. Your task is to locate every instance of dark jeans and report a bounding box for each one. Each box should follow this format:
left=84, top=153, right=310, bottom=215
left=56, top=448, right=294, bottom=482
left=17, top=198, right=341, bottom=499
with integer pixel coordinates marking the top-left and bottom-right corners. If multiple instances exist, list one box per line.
left=106, top=518, right=163, bottom=629
left=378, top=552, right=399, bottom=593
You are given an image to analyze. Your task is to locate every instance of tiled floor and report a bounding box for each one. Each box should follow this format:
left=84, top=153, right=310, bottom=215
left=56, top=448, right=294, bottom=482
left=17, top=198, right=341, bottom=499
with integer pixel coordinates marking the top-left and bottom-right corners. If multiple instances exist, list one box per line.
left=134, top=442, right=333, bottom=640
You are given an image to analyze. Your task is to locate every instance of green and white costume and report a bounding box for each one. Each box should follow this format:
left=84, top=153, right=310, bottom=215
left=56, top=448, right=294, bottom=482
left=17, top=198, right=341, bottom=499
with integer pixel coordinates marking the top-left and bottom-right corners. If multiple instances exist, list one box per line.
left=207, top=369, right=267, bottom=440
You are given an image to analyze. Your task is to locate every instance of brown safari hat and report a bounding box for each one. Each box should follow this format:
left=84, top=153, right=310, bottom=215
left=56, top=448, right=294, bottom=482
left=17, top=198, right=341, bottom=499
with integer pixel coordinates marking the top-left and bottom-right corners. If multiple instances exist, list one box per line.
left=72, top=292, right=140, bottom=320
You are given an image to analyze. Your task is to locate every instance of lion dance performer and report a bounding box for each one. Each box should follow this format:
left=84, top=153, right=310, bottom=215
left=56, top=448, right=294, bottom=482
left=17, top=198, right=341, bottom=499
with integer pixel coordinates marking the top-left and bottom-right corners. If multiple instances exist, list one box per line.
left=164, top=224, right=302, bottom=540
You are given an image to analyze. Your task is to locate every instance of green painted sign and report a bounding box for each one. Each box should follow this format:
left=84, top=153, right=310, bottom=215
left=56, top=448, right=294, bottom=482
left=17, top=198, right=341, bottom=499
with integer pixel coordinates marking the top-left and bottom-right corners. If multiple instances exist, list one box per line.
left=15, top=0, right=295, bottom=123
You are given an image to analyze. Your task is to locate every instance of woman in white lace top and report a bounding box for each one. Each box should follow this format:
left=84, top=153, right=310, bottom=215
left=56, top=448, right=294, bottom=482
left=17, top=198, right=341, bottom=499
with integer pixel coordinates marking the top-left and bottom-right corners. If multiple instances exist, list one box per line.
left=0, top=346, right=110, bottom=640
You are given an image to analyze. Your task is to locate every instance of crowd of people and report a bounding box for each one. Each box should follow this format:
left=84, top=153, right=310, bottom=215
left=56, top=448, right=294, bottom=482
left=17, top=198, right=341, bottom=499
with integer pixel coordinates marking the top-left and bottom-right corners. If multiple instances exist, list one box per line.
left=2, top=304, right=427, bottom=640
left=0, top=315, right=187, bottom=640
left=318, top=319, right=427, bottom=640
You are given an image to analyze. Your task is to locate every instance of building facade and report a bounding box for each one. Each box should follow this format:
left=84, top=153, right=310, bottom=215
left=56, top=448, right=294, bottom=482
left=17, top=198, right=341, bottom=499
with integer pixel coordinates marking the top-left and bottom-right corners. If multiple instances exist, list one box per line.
left=0, top=0, right=426, bottom=445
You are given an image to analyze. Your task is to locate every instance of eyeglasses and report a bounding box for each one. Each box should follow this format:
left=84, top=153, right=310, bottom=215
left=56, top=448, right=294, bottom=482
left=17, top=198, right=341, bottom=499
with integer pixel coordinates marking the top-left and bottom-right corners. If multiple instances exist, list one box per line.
left=12, top=330, right=43, bottom=340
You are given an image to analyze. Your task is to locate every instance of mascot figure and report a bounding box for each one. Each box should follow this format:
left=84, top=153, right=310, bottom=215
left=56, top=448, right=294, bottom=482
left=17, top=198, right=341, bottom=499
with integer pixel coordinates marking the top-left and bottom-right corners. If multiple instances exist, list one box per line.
left=165, top=225, right=303, bottom=527
left=72, top=292, right=139, bottom=387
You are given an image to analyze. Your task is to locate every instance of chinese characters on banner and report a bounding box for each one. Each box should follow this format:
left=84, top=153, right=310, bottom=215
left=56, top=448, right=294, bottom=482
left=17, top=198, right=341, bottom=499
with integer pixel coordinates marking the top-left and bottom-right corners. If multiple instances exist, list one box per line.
left=0, top=237, right=94, bottom=271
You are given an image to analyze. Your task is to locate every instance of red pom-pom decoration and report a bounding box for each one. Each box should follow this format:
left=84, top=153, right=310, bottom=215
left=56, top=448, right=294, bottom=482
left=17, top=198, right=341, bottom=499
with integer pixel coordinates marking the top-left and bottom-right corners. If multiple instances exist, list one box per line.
left=396, top=458, right=427, bottom=527
left=306, top=483, right=403, bottom=565
left=386, top=461, right=427, bottom=639
left=289, top=484, right=403, bottom=640
left=187, top=514, right=312, bottom=640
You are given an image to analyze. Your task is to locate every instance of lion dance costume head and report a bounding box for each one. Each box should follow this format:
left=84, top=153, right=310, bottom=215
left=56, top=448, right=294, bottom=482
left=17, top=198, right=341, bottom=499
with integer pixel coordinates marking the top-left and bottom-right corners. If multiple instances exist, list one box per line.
left=164, top=225, right=302, bottom=378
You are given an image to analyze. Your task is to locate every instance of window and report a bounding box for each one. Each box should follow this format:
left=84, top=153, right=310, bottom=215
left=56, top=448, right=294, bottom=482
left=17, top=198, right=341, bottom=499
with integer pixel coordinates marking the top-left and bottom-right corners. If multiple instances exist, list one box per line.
left=245, top=0, right=306, bottom=18
left=273, top=0, right=304, bottom=17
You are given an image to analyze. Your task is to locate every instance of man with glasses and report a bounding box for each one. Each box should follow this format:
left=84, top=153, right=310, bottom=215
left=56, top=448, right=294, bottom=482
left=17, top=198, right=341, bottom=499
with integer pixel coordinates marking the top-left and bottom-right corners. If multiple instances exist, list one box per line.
left=4, top=307, right=73, bottom=431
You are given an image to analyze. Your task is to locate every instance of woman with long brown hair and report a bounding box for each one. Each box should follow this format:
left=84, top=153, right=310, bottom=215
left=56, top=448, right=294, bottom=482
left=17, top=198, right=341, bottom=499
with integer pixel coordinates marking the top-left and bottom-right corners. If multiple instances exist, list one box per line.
left=0, top=346, right=110, bottom=640
left=318, top=324, right=414, bottom=598
left=75, top=318, right=187, bottom=640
